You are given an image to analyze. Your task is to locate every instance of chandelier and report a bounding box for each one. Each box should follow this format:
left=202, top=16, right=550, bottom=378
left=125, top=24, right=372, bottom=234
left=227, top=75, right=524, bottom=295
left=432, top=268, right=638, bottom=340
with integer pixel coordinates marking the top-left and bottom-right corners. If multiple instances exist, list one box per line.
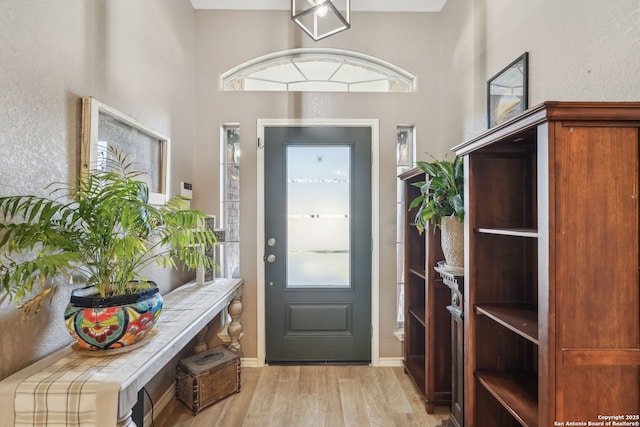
left=291, top=0, right=351, bottom=41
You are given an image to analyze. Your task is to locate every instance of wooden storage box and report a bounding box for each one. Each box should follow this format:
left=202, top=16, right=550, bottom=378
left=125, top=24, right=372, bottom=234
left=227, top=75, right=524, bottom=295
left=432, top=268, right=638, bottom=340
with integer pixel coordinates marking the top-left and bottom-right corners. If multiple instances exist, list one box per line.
left=175, top=346, right=240, bottom=414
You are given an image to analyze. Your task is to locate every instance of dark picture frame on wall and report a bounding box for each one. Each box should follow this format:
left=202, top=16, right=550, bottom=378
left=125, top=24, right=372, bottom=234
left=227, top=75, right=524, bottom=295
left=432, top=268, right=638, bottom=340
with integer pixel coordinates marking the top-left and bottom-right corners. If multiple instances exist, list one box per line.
left=487, top=52, right=529, bottom=128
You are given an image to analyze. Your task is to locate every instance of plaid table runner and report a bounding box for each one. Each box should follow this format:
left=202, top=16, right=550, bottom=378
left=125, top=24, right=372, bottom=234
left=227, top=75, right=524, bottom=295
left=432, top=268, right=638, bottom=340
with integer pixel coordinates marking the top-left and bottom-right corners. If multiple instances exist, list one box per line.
left=13, top=353, right=120, bottom=427
left=0, top=279, right=243, bottom=426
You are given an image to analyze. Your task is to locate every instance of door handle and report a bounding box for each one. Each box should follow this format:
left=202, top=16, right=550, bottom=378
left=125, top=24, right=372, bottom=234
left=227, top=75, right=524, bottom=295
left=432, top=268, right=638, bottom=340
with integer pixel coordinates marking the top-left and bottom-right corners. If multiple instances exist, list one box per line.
left=266, top=254, right=276, bottom=263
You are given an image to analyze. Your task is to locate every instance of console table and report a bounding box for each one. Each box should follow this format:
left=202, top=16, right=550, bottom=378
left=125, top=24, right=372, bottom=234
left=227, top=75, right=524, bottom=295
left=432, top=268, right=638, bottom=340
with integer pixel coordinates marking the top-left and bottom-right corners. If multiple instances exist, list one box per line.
left=0, top=278, right=243, bottom=427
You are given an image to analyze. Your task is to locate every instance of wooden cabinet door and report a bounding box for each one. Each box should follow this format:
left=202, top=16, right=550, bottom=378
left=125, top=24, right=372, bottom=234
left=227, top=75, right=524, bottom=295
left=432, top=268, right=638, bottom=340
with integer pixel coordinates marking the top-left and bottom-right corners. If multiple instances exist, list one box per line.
left=553, top=123, right=640, bottom=421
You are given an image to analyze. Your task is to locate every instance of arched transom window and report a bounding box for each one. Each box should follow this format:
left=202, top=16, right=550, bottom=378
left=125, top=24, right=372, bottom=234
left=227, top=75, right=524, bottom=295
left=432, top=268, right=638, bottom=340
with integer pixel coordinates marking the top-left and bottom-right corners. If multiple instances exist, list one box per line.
left=221, top=48, right=416, bottom=93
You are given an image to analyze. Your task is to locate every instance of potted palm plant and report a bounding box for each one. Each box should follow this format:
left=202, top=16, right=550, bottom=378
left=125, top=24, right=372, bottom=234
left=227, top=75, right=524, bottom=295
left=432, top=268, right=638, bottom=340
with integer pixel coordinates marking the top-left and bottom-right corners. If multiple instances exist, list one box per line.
left=409, top=155, right=464, bottom=271
left=0, top=148, right=217, bottom=351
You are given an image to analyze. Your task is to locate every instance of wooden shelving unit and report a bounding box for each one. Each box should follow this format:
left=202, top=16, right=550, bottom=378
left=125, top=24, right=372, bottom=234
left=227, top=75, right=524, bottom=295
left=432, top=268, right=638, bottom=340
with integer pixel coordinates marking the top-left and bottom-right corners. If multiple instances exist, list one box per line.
left=408, top=268, right=426, bottom=280
left=408, top=307, right=426, bottom=327
left=454, top=102, right=640, bottom=426
left=399, top=167, right=451, bottom=413
left=476, top=371, right=538, bottom=427
left=475, top=304, right=538, bottom=344
left=476, top=228, right=538, bottom=238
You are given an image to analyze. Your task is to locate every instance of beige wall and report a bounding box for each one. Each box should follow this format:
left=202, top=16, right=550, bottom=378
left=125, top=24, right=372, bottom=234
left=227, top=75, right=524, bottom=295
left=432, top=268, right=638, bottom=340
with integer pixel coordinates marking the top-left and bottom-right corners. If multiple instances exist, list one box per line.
left=192, top=0, right=640, bottom=362
left=193, top=10, right=449, bottom=361
left=439, top=0, right=640, bottom=144
left=0, top=0, right=198, bottom=380
left=0, top=0, right=638, bottom=399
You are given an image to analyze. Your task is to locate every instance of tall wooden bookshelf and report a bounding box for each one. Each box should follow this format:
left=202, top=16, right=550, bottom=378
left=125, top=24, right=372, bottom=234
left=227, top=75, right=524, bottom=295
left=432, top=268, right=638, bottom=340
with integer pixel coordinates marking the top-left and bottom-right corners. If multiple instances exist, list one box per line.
left=453, top=102, right=640, bottom=426
left=399, top=167, right=452, bottom=413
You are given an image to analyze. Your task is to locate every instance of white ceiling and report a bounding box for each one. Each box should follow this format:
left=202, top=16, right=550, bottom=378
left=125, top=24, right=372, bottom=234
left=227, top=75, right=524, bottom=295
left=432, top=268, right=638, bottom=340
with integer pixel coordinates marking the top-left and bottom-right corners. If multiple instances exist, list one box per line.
left=189, top=0, right=447, bottom=13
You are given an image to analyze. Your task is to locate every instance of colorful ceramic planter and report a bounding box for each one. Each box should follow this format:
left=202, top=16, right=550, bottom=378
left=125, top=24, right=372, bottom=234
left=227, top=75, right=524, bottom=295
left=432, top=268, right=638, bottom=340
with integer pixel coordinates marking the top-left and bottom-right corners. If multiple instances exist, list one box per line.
left=64, top=282, right=163, bottom=351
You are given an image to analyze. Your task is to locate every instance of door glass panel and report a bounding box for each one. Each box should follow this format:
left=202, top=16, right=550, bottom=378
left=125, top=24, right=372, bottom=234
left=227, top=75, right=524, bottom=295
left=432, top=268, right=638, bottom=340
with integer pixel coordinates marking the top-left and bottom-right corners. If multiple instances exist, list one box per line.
left=287, top=145, right=351, bottom=288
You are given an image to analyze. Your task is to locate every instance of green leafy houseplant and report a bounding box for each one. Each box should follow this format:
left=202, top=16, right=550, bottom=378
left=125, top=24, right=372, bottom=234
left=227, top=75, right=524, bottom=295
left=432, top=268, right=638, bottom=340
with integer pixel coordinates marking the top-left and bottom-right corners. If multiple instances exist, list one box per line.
left=409, top=155, right=464, bottom=234
left=0, top=148, right=217, bottom=316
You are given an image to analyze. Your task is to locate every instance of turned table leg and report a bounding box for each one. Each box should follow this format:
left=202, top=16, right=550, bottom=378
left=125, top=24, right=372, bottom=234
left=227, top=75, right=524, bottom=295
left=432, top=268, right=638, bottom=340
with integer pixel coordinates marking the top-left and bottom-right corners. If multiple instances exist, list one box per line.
left=227, top=287, right=243, bottom=353
left=194, top=326, right=209, bottom=353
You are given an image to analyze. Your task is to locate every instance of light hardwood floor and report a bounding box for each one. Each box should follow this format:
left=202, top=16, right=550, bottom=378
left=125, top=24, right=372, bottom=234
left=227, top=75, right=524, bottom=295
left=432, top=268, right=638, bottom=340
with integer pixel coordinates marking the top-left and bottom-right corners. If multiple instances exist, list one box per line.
left=154, top=365, right=449, bottom=427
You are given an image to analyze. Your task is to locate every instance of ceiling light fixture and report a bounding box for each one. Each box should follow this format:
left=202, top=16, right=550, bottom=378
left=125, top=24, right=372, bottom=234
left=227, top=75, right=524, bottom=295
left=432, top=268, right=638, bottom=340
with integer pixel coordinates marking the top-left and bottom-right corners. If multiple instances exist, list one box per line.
left=291, top=0, right=351, bottom=41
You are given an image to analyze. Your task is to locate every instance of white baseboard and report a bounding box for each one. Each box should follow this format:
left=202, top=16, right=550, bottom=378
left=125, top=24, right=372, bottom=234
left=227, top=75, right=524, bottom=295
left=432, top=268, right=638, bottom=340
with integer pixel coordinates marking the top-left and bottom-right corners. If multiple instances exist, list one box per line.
left=377, top=357, right=404, bottom=367
left=238, top=357, right=401, bottom=368
left=145, top=385, right=175, bottom=426
left=240, top=357, right=260, bottom=367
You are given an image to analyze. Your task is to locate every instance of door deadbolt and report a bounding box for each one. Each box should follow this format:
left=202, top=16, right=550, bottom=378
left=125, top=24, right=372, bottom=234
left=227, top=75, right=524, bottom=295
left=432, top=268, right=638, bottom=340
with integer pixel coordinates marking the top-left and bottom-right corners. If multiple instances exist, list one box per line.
left=267, top=238, right=277, bottom=247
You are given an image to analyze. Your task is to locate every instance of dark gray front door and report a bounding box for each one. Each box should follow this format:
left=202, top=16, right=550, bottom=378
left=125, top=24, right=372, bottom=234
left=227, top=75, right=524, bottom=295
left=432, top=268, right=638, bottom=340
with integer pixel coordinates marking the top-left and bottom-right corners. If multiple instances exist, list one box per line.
left=264, top=126, right=372, bottom=363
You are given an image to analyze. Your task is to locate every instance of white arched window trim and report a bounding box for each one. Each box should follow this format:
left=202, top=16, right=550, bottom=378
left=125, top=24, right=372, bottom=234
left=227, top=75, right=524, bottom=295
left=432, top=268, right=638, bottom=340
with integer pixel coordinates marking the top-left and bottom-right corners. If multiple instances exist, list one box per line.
left=220, top=48, right=417, bottom=93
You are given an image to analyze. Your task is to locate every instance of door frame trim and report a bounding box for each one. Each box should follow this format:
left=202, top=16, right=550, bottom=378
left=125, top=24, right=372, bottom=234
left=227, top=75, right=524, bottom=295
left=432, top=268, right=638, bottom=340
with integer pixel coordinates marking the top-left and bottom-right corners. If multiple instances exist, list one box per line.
left=256, top=118, right=380, bottom=367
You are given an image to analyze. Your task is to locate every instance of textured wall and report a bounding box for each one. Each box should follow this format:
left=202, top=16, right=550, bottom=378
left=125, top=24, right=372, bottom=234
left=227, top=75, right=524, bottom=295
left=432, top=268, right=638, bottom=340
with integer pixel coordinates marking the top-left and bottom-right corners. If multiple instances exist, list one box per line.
left=194, top=2, right=640, bottom=361
left=1, top=0, right=638, bottom=379
left=439, top=0, right=640, bottom=143
left=0, top=0, right=197, bottom=381
left=193, top=10, right=448, bottom=361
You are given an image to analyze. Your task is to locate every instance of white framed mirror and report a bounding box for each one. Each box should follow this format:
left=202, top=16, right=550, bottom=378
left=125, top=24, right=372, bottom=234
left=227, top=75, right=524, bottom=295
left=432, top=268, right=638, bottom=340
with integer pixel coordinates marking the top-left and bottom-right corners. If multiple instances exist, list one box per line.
left=81, top=96, right=170, bottom=205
